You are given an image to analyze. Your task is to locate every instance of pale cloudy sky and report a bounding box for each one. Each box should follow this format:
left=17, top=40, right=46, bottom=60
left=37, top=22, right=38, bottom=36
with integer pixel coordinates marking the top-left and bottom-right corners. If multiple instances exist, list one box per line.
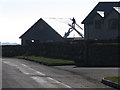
left=0, top=0, right=117, bottom=44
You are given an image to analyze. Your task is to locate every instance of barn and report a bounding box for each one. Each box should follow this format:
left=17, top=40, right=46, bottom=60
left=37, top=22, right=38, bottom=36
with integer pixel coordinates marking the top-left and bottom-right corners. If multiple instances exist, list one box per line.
left=19, top=18, right=64, bottom=45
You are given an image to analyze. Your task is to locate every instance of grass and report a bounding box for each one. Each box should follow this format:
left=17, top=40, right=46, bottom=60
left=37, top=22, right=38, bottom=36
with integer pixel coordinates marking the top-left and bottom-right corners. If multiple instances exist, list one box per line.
left=16, top=56, right=74, bottom=64
left=105, top=76, right=120, bottom=84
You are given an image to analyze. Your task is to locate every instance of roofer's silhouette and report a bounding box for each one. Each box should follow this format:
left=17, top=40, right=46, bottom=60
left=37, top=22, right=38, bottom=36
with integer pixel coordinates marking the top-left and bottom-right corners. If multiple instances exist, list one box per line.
left=72, top=17, right=76, bottom=28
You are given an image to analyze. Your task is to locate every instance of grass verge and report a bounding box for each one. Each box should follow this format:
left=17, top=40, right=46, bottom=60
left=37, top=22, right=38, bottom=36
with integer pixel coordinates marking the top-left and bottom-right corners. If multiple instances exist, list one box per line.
left=16, top=56, right=74, bottom=64
left=104, top=76, right=120, bottom=84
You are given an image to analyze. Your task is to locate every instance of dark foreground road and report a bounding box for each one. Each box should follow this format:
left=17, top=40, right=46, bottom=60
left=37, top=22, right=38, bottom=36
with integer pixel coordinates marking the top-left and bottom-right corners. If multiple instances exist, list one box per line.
left=2, top=58, right=118, bottom=89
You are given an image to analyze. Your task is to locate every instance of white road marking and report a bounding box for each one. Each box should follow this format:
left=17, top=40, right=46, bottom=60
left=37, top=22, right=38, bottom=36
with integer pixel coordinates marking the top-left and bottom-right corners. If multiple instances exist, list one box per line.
left=3, top=61, right=18, bottom=67
left=31, top=76, right=58, bottom=88
left=21, top=64, right=46, bottom=76
left=31, top=77, right=47, bottom=83
left=31, top=76, right=72, bottom=88
left=21, top=64, right=28, bottom=67
left=3, top=61, right=72, bottom=88
left=47, top=77, right=72, bottom=88
left=36, top=71, right=46, bottom=76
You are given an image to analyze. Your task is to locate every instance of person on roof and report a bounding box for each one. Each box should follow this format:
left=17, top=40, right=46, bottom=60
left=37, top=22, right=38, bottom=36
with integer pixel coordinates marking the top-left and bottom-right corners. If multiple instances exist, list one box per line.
left=71, top=17, right=76, bottom=28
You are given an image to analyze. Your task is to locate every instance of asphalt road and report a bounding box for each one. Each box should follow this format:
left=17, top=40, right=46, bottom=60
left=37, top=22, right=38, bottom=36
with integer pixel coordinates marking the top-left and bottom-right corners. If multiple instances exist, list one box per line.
left=2, top=58, right=119, bottom=89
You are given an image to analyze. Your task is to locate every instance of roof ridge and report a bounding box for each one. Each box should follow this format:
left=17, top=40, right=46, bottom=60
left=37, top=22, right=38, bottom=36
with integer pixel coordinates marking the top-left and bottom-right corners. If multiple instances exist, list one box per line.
left=82, top=2, right=120, bottom=24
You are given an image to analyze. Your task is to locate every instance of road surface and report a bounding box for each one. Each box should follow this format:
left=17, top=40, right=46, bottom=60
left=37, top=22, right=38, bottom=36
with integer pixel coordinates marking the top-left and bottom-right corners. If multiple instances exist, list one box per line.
left=2, top=58, right=118, bottom=89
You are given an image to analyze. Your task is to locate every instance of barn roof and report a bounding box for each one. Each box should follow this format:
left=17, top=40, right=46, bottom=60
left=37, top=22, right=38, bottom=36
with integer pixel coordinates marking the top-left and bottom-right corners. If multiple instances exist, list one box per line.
left=43, top=18, right=83, bottom=38
left=82, top=2, right=120, bottom=24
left=20, top=18, right=84, bottom=39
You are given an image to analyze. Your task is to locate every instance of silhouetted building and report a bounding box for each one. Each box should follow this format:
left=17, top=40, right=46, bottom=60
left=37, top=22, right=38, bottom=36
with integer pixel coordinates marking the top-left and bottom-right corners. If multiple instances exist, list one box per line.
left=20, top=18, right=64, bottom=45
left=82, top=2, right=120, bottom=40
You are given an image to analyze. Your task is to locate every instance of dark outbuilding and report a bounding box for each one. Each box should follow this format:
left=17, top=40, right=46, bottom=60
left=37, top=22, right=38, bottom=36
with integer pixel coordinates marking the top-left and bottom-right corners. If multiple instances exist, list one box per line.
left=20, top=18, right=64, bottom=45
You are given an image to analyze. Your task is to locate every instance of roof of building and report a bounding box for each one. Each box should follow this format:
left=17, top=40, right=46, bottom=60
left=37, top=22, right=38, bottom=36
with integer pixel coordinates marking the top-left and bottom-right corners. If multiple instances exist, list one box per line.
left=82, top=2, right=120, bottom=24
left=20, top=18, right=84, bottom=39
left=44, top=18, right=84, bottom=38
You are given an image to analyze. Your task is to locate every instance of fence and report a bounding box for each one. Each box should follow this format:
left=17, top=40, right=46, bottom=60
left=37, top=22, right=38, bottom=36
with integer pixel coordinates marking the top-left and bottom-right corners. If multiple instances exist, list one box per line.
left=2, top=40, right=120, bottom=66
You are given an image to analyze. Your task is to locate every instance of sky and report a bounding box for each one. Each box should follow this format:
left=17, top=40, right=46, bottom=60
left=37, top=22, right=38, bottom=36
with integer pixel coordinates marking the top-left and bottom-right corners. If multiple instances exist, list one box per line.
left=0, top=0, right=117, bottom=44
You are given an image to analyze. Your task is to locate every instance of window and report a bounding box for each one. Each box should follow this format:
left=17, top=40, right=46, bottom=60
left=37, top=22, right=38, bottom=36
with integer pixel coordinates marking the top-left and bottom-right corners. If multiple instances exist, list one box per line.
left=31, top=40, right=34, bottom=43
left=95, top=20, right=102, bottom=29
left=108, top=19, right=119, bottom=30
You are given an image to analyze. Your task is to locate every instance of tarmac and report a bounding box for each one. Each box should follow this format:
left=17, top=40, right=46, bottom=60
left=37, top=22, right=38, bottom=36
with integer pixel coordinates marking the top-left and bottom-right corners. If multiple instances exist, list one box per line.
left=19, top=58, right=119, bottom=89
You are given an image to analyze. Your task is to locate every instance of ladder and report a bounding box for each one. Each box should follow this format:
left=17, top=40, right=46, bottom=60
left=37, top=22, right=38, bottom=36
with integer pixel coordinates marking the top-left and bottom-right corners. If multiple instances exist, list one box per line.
left=63, top=22, right=84, bottom=38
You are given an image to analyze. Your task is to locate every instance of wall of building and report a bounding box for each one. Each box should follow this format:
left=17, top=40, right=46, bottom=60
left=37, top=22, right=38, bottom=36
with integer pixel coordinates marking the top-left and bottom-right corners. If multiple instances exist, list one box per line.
left=84, top=10, right=120, bottom=40
left=84, top=14, right=103, bottom=40
left=103, top=10, right=120, bottom=39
